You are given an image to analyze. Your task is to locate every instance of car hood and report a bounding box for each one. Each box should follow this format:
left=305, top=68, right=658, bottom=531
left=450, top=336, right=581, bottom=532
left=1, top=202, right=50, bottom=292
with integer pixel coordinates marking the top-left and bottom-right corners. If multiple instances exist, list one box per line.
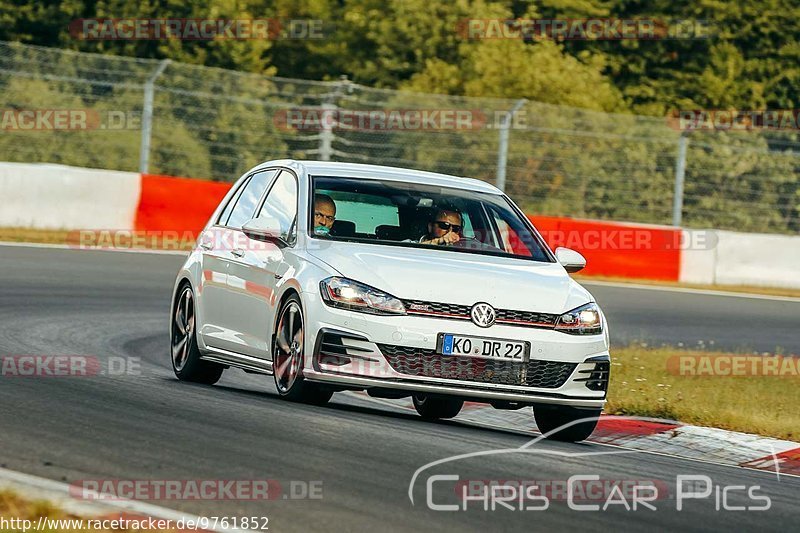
left=306, top=241, right=594, bottom=314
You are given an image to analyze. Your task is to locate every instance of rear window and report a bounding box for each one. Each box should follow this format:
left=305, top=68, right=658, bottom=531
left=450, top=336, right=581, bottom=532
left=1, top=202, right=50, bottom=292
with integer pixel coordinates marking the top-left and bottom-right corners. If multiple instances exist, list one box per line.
left=331, top=194, right=399, bottom=234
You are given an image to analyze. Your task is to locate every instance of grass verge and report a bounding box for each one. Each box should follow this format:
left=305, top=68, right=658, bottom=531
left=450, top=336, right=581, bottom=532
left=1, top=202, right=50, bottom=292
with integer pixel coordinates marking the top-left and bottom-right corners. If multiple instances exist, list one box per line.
left=0, top=227, right=73, bottom=245
left=0, top=227, right=193, bottom=251
left=1, top=490, right=89, bottom=532
left=0, top=490, right=177, bottom=532
left=607, top=346, right=799, bottom=441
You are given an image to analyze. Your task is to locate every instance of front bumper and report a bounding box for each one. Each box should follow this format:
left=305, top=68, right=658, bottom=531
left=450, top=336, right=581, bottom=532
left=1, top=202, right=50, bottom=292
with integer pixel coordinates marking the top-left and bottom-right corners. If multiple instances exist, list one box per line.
left=306, top=371, right=606, bottom=408
left=302, top=293, right=609, bottom=408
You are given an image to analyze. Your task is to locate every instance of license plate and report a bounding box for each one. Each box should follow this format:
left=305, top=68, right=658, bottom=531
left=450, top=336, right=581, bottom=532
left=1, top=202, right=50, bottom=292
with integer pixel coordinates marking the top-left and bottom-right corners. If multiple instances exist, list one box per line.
left=438, top=333, right=529, bottom=362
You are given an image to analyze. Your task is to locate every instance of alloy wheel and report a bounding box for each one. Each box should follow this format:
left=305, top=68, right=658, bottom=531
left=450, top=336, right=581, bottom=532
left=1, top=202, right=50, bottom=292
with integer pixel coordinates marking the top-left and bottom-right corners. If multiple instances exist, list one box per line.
left=171, top=286, right=195, bottom=372
left=274, top=301, right=304, bottom=394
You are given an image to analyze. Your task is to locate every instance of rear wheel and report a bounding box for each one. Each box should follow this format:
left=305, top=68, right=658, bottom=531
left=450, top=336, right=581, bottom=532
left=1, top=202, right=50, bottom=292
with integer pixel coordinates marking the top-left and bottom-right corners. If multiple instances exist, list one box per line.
left=412, top=394, right=464, bottom=420
left=533, top=404, right=601, bottom=442
left=171, top=284, right=224, bottom=385
left=273, top=295, right=333, bottom=405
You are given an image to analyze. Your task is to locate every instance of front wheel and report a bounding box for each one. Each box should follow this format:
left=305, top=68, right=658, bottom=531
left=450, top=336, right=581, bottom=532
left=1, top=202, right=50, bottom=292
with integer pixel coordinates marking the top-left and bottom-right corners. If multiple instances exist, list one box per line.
left=532, top=404, right=601, bottom=442
left=412, top=394, right=464, bottom=420
left=273, top=295, right=333, bottom=406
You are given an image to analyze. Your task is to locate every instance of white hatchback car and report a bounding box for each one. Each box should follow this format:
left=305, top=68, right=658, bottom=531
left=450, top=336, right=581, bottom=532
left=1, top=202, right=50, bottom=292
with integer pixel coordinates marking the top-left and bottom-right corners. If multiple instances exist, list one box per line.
left=170, top=160, right=610, bottom=441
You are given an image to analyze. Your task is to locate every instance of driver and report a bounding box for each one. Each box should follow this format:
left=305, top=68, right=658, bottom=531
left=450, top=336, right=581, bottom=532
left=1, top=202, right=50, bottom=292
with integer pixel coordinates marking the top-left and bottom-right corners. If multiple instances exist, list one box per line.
left=419, top=209, right=462, bottom=246
left=313, top=194, right=337, bottom=235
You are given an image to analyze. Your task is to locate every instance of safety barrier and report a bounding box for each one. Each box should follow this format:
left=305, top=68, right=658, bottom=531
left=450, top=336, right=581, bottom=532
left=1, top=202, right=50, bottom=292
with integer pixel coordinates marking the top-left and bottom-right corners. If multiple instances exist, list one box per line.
left=530, top=216, right=681, bottom=281
left=0, top=162, right=139, bottom=229
left=2, top=162, right=797, bottom=288
left=135, top=173, right=231, bottom=233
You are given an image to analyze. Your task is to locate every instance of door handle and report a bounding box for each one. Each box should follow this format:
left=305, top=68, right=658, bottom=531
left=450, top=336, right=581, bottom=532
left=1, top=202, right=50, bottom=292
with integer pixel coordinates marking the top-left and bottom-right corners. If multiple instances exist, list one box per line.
left=231, top=249, right=245, bottom=258
left=199, top=233, right=213, bottom=250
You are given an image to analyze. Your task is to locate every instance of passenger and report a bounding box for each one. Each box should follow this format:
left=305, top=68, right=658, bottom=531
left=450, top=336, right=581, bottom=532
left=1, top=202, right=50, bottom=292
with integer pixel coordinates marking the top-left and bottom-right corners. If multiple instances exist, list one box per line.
left=419, top=209, right=463, bottom=246
left=313, top=194, right=336, bottom=235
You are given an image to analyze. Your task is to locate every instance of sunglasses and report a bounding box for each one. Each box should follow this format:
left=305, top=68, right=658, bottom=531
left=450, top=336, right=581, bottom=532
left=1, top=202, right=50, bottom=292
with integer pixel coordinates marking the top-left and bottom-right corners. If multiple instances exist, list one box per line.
left=433, top=220, right=463, bottom=233
left=314, top=212, right=335, bottom=223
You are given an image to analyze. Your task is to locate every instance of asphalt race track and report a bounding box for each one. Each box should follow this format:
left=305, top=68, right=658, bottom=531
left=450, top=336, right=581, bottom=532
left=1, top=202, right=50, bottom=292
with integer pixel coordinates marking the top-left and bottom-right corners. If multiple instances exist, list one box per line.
left=1, top=245, right=798, bottom=532
left=582, top=281, right=800, bottom=355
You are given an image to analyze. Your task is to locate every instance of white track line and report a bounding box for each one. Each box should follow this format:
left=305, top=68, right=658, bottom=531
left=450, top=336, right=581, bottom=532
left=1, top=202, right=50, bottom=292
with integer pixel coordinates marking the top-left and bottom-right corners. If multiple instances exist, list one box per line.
left=582, top=279, right=800, bottom=303
left=0, top=241, right=187, bottom=256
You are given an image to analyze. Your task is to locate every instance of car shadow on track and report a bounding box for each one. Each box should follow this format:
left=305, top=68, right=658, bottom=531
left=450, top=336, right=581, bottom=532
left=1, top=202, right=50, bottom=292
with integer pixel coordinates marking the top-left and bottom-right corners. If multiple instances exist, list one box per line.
left=157, top=375, right=585, bottom=446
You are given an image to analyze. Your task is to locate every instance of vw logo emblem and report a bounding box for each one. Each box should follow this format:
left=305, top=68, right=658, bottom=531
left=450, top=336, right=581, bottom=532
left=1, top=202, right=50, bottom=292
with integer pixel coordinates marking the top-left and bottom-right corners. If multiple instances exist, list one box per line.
left=470, top=302, right=496, bottom=328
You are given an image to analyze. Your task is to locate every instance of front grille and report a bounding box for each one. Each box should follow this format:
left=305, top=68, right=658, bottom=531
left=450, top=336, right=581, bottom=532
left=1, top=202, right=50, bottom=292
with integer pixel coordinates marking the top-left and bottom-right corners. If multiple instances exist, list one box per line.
left=378, top=344, right=576, bottom=389
left=403, top=300, right=471, bottom=317
left=401, top=299, right=559, bottom=329
left=495, top=308, right=558, bottom=326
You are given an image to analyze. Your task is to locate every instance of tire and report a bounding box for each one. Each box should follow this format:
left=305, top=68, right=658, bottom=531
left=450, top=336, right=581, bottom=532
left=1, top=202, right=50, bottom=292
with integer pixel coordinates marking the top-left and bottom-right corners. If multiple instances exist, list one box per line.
left=532, top=404, right=601, bottom=442
left=273, top=294, right=333, bottom=406
left=412, top=394, right=464, bottom=420
left=171, top=283, right=224, bottom=385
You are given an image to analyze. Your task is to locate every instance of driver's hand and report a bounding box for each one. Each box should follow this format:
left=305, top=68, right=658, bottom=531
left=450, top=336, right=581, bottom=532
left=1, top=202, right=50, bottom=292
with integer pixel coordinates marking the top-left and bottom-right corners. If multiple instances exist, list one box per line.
left=440, top=231, right=460, bottom=245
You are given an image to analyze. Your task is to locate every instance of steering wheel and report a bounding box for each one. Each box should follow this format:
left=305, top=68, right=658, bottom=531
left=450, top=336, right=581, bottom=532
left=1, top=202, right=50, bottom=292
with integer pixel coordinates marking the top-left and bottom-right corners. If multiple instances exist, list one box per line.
left=451, top=235, right=504, bottom=252
left=451, top=236, right=483, bottom=248
left=452, top=235, right=478, bottom=246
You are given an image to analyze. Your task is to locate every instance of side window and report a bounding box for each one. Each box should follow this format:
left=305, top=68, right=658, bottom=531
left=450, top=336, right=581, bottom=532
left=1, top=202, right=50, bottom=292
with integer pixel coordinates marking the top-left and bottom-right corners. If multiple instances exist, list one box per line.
left=257, top=170, right=298, bottom=243
left=217, top=177, right=249, bottom=226
left=226, top=170, right=276, bottom=228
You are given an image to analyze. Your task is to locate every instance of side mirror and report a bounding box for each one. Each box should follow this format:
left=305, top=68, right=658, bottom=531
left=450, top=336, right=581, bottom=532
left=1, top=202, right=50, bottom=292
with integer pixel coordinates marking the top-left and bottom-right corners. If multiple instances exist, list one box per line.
left=555, top=247, right=586, bottom=273
left=242, top=217, right=288, bottom=248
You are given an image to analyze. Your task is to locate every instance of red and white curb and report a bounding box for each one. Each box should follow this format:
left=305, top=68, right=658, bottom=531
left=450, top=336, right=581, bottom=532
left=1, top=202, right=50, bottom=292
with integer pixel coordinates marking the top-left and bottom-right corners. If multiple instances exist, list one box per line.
left=0, top=467, right=242, bottom=532
left=350, top=393, right=800, bottom=478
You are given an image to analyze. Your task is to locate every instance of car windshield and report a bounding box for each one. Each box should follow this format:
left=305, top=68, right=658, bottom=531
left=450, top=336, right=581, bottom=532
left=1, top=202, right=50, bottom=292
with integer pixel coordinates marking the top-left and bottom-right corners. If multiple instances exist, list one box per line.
left=310, top=176, right=553, bottom=262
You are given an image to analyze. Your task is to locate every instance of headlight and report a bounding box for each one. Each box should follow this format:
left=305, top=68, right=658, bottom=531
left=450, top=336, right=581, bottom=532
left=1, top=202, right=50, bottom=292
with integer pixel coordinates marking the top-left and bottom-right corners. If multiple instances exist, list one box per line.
left=319, top=277, right=406, bottom=315
left=555, top=302, right=602, bottom=335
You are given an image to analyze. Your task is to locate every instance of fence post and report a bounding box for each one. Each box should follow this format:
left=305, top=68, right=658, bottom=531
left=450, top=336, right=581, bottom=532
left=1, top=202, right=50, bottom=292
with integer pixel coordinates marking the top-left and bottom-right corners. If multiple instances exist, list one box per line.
left=495, top=99, right=526, bottom=192
left=672, top=133, right=689, bottom=226
left=318, top=76, right=350, bottom=161
left=318, top=103, right=336, bottom=161
left=139, top=59, right=171, bottom=174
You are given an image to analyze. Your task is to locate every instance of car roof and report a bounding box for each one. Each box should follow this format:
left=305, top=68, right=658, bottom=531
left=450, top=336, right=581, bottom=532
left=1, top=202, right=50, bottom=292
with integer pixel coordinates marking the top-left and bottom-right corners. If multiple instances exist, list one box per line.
left=254, top=159, right=503, bottom=195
